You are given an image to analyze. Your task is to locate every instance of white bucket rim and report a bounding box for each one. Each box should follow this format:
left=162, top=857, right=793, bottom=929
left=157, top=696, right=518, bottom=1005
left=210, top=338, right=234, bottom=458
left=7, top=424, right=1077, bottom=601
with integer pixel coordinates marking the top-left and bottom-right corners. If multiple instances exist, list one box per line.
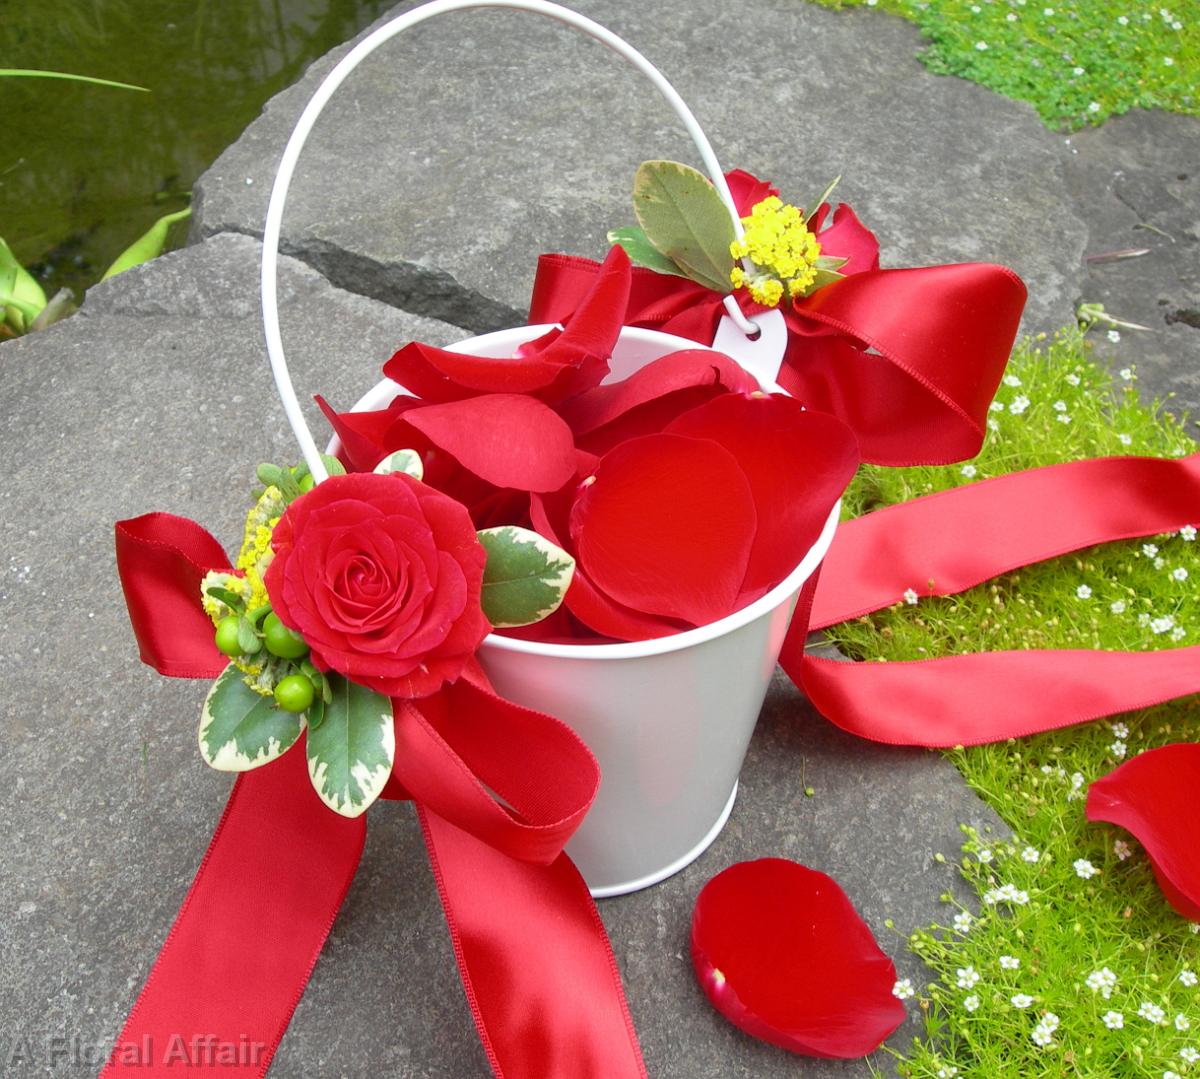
left=327, top=323, right=840, bottom=663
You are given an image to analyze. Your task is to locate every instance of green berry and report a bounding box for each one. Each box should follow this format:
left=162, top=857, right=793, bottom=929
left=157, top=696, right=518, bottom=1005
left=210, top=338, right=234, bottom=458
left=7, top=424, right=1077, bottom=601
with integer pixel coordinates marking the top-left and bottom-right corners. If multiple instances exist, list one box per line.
left=274, top=674, right=314, bottom=713
left=214, top=616, right=243, bottom=657
left=263, top=612, right=309, bottom=659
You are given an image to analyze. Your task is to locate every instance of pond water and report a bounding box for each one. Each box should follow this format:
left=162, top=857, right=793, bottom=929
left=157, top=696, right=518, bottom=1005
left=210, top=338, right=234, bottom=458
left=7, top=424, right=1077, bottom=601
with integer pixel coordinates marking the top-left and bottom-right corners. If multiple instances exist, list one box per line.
left=2, top=0, right=391, bottom=299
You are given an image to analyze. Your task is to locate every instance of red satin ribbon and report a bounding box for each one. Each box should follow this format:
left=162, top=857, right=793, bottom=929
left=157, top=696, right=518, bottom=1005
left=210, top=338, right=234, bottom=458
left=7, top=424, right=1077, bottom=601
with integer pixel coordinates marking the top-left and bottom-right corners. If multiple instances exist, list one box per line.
left=781, top=454, right=1200, bottom=747
left=528, top=254, right=1026, bottom=466
left=109, top=514, right=647, bottom=1079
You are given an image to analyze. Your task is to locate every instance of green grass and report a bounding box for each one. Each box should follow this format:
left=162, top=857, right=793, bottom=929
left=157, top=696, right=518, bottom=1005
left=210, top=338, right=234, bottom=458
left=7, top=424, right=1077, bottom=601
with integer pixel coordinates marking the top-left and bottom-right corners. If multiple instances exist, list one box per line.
left=829, top=328, right=1200, bottom=1077
left=809, top=0, right=1199, bottom=129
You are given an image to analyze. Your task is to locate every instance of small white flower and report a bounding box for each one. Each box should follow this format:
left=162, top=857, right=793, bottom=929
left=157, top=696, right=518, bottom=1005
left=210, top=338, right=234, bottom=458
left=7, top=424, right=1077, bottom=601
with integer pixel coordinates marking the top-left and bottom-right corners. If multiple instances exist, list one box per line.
left=957, top=966, right=981, bottom=990
left=1071, top=771, right=1086, bottom=792
left=1000, top=955, right=1021, bottom=970
left=1021, top=846, right=1040, bottom=863
left=1066, top=373, right=1082, bottom=385
left=892, top=977, right=915, bottom=999
left=1006, top=11, right=1018, bottom=20
left=1110, top=599, right=1127, bottom=613
left=1176, top=1013, right=1191, bottom=1031
left=1155, top=556, right=1166, bottom=569
left=1054, top=399, right=1068, bottom=411
left=1074, top=858, right=1099, bottom=879
left=936, top=1067, right=958, bottom=1079
left=1010, top=395, right=1030, bottom=415
left=1164, top=55, right=1176, bottom=65
left=1151, top=615, right=1176, bottom=635
left=1110, top=740, right=1127, bottom=759
left=1171, top=626, right=1187, bottom=642
left=1179, top=969, right=1198, bottom=987
left=1181, top=525, right=1197, bottom=541
left=1118, top=14, right=1129, bottom=24
left=1042, top=1013, right=1060, bottom=1032
left=990, top=400, right=1005, bottom=411
left=1114, top=839, right=1133, bottom=861
left=1011, top=993, right=1035, bottom=1009
left=975, top=40, right=989, bottom=50
left=1073, top=65, right=1085, bottom=75
left=1077, top=584, right=1093, bottom=599
left=1181, top=1047, right=1199, bottom=1063
left=1143, top=543, right=1160, bottom=557
left=964, top=994, right=981, bottom=1012
left=1138, top=1001, right=1167, bottom=1025
left=1173, top=20, right=1183, bottom=29
left=1139, top=612, right=1152, bottom=626
left=961, top=464, right=977, bottom=478
left=1118, top=433, right=1133, bottom=446
left=1165, top=1072, right=1182, bottom=1079
left=971, top=3, right=981, bottom=10
left=977, top=849, right=993, bottom=864
left=1087, top=968, right=1118, bottom=998
left=903, top=588, right=919, bottom=606
left=1107, top=329, right=1121, bottom=343
left=954, top=911, right=974, bottom=933
left=1112, top=721, right=1129, bottom=738
left=1004, top=374, right=1022, bottom=387
left=1088, top=101, right=1102, bottom=114
left=1172, top=567, right=1189, bottom=581
left=1044, top=6, right=1055, bottom=13
left=1120, top=367, right=1135, bottom=380
left=1057, top=413, right=1072, bottom=424
left=1103, top=1010, right=1125, bottom=1029
left=865, top=0, right=878, bottom=5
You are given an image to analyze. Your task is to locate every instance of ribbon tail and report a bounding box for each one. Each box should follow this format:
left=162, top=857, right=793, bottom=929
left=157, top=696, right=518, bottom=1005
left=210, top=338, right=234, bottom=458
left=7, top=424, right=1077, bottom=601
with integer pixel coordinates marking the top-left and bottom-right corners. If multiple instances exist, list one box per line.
left=418, top=805, right=648, bottom=1079
left=100, top=745, right=366, bottom=1078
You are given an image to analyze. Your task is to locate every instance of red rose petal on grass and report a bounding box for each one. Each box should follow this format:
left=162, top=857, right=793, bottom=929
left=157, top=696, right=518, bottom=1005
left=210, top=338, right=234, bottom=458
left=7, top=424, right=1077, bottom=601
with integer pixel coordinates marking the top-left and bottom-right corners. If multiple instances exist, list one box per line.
left=569, top=433, right=756, bottom=626
left=1087, top=743, right=1200, bottom=921
left=383, top=245, right=630, bottom=404
left=692, top=859, right=905, bottom=1058
left=666, top=395, right=859, bottom=593
left=404, top=394, right=575, bottom=492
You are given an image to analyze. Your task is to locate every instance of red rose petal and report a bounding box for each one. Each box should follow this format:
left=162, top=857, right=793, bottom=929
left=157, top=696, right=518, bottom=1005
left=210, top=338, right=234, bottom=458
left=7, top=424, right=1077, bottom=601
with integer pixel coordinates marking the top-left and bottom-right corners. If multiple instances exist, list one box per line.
left=725, top=169, right=779, bottom=215
left=570, top=433, right=755, bottom=626
left=1086, top=743, right=1200, bottom=921
left=814, top=203, right=880, bottom=276
left=559, top=349, right=758, bottom=437
left=692, top=859, right=905, bottom=1058
left=667, top=395, right=858, bottom=592
left=383, top=246, right=630, bottom=404
left=316, top=394, right=422, bottom=472
left=404, top=394, right=576, bottom=493
left=563, top=561, right=689, bottom=641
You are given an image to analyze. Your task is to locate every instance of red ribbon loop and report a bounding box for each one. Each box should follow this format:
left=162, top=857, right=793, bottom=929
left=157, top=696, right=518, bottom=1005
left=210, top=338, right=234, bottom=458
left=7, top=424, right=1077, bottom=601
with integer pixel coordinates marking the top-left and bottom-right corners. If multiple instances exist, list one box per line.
left=529, top=255, right=1026, bottom=466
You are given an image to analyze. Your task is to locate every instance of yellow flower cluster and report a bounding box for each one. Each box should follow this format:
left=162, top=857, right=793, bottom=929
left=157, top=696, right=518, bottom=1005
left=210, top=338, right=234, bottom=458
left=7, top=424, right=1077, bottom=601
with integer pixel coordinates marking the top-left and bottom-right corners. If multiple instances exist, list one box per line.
left=729, top=195, right=822, bottom=306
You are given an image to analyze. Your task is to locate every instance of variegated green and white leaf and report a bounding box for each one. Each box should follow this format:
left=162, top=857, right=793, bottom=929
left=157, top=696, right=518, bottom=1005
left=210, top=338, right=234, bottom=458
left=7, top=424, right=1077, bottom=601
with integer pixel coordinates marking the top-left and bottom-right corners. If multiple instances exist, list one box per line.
left=373, top=448, right=424, bottom=481
left=633, top=161, right=736, bottom=294
left=305, top=674, right=394, bottom=818
left=199, top=664, right=305, bottom=772
left=477, top=526, right=575, bottom=628
left=606, top=226, right=689, bottom=278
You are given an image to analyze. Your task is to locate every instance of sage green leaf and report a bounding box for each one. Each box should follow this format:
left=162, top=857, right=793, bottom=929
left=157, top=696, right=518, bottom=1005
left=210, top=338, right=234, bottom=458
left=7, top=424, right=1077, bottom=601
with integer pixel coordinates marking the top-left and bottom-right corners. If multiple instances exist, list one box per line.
left=800, top=175, right=842, bottom=224
left=101, top=207, right=191, bottom=280
left=199, top=664, right=304, bottom=772
left=236, top=616, right=262, bottom=655
left=373, top=449, right=424, bottom=481
left=632, top=161, right=736, bottom=294
left=307, top=695, right=325, bottom=734
left=477, top=526, right=575, bottom=628
left=320, top=453, right=347, bottom=478
left=606, top=226, right=689, bottom=278
left=815, top=254, right=849, bottom=271
left=305, top=675, right=394, bottom=818
left=806, top=268, right=846, bottom=294
left=205, top=585, right=246, bottom=613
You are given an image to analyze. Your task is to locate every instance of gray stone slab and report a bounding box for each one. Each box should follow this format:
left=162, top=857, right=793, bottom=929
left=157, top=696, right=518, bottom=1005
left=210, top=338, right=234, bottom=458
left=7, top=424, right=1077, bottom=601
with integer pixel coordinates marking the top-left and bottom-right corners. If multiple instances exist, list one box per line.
left=1061, top=110, right=1200, bottom=419
left=193, top=0, right=1087, bottom=336
left=0, top=233, right=1005, bottom=1076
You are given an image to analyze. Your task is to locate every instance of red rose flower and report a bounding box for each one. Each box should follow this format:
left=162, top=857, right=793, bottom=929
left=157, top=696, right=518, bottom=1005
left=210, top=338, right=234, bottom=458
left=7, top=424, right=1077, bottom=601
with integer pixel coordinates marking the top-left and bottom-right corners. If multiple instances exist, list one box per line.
left=263, top=472, right=490, bottom=698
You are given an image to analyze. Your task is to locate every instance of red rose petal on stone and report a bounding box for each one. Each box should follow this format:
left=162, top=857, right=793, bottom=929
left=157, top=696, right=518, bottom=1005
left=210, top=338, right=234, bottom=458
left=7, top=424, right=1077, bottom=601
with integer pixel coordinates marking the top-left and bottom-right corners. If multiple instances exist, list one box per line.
left=667, top=395, right=858, bottom=592
left=559, top=349, right=758, bottom=437
left=1087, top=743, right=1200, bottom=921
left=570, top=433, right=755, bottom=626
left=692, top=859, right=905, bottom=1058
left=404, top=394, right=576, bottom=493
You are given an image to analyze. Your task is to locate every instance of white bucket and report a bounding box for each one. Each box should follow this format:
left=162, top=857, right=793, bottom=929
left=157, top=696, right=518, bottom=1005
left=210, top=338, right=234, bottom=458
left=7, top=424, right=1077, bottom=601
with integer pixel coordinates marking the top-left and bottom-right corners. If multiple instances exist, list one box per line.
left=332, top=323, right=839, bottom=896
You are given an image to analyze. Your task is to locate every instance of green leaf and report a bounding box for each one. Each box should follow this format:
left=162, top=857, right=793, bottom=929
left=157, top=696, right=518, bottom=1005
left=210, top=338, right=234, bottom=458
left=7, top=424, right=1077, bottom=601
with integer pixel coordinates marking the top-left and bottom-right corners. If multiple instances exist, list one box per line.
left=632, top=161, right=737, bottom=294
left=800, top=175, right=842, bottom=224
left=100, top=207, right=191, bottom=281
left=815, top=254, right=849, bottom=271
left=199, top=665, right=304, bottom=772
left=0, top=68, right=149, bottom=92
left=236, top=616, right=262, bottom=655
left=807, top=268, right=846, bottom=293
left=320, top=453, right=347, bottom=478
left=605, top=226, right=689, bottom=278
left=307, top=695, right=326, bottom=733
left=0, top=237, right=47, bottom=319
left=373, top=449, right=424, bottom=481
left=205, top=585, right=246, bottom=613
left=305, top=674, right=394, bottom=817
left=477, top=526, right=575, bottom=628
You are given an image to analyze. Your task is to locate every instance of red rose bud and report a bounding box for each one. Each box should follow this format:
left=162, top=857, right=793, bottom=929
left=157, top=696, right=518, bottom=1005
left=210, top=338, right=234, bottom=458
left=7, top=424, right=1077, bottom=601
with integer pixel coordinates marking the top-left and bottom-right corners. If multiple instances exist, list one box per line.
left=691, top=859, right=905, bottom=1058
left=1087, top=743, right=1200, bottom=921
left=263, top=472, right=489, bottom=699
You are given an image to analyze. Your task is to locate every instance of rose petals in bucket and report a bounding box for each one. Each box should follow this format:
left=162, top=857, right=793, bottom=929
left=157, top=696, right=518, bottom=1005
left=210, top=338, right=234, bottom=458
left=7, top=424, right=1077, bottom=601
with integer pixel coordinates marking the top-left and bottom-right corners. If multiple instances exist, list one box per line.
left=691, top=859, right=905, bottom=1058
left=1087, top=743, right=1200, bottom=921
